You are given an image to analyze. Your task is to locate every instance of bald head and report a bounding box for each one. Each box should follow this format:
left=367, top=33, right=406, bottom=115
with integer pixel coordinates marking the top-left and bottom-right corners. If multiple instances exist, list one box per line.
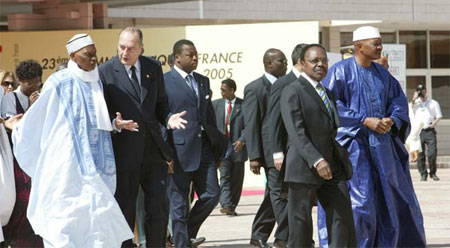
left=263, top=48, right=287, bottom=78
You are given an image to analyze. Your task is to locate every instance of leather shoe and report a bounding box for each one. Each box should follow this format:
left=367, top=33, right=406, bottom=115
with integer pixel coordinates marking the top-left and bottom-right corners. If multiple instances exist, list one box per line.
left=221, top=207, right=238, bottom=216
left=220, top=207, right=233, bottom=214
left=273, top=239, right=287, bottom=248
left=190, top=237, right=206, bottom=247
left=420, top=174, right=427, bottom=181
left=250, top=239, right=271, bottom=248
left=431, top=174, right=440, bottom=181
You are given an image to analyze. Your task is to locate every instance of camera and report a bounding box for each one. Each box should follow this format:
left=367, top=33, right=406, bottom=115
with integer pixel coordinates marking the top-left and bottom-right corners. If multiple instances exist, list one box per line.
left=416, top=84, right=425, bottom=98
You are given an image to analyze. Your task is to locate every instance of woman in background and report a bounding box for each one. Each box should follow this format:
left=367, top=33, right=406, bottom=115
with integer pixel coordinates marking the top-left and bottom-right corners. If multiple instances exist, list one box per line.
left=0, top=70, right=17, bottom=95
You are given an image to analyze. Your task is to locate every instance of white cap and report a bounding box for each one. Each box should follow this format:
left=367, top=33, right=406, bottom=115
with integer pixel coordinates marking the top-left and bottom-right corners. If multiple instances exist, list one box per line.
left=66, top=34, right=94, bottom=55
left=353, top=26, right=381, bottom=42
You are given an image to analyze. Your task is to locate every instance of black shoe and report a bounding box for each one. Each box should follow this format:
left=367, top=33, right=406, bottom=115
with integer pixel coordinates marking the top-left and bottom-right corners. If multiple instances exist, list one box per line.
left=430, top=174, right=440, bottom=181
left=250, top=239, right=271, bottom=248
left=220, top=207, right=234, bottom=215
left=190, top=237, right=206, bottom=247
left=273, top=239, right=287, bottom=248
left=420, top=174, right=427, bottom=181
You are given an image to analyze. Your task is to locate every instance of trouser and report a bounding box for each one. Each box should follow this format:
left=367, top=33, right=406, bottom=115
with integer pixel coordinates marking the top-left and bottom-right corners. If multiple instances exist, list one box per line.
left=418, top=128, right=438, bottom=176
left=219, top=159, right=245, bottom=211
left=251, top=167, right=288, bottom=242
left=116, top=144, right=169, bottom=248
left=288, top=179, right=356, bottom=248
left=168, top=138, right=220, bottom=248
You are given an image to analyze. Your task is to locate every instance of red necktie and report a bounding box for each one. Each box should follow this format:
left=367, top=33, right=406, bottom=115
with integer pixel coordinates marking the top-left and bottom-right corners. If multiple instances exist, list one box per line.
left=225, top=100, right=232, bottom=138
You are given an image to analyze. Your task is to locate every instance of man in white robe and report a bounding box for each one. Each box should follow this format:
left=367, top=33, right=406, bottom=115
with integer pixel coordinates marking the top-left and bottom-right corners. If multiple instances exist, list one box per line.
left=12, top=34, right=133, bottom=247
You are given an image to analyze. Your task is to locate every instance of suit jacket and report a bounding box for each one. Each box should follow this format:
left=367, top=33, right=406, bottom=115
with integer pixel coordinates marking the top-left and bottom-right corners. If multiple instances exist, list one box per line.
left=99, top=56, right=173, bottom=172
left=242, top=75, right=274, bottom=168
left=268, top=71, right=297, bottom=156
left=164, top=68, right=217, bottom=172
left=280, top=75, right=352, bottom=185
left=212, top=97, right=248, bottom=163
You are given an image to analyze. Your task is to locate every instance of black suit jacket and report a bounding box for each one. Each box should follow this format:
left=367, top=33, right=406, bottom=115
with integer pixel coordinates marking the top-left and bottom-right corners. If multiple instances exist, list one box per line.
left=212, top=97, right=248, bottom=163
left=99, top=56, right=173, bottom=172
left=242, top=75, right=274, bottom=168
left=280, top=76, right=352, bottom=184
left=268, top=71, right=297, bottom=156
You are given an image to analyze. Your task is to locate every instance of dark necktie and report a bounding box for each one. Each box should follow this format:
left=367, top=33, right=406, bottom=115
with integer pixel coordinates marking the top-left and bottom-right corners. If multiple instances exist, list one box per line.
left=225, top=100, right=232, bottom=138
left=130, top=66, right=141, bottom=98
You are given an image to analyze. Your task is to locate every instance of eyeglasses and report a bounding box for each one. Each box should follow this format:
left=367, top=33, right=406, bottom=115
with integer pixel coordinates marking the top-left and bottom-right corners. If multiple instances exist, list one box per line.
left=306, top=58, right=329, bottom=65
left=2, top=81, right=14, bottom=87
left=275, top=59, right=288, bottom=65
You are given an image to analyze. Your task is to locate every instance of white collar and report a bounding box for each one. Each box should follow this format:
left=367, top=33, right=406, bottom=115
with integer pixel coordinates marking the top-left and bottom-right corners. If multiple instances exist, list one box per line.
left=174, top=65, right=194, bottom=79
left=264, top=72, right=278, bottom=84
left=68, top=59, right=99, bottom=83
left=301, top=72, right=321, bottom=88
left=226, top=97, right=236, bottom=104
left=15, top=86, right=27, bottom=98
left=124, top=59, right=141, bottom=73
left=292, top=67, right=302, bottom=78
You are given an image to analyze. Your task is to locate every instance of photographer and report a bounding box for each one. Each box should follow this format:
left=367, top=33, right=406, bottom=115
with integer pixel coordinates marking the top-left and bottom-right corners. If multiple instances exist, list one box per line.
left=411, top=84, right=442, bottom=181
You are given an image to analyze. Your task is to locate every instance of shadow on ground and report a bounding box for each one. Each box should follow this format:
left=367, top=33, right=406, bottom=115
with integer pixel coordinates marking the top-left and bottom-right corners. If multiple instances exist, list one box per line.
left=428, top=244, right=450, bottom=247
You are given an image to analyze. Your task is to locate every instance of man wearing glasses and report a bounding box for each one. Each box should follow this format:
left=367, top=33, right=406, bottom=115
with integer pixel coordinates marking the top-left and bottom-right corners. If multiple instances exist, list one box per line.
left=243, top=48, right=288, bottom=248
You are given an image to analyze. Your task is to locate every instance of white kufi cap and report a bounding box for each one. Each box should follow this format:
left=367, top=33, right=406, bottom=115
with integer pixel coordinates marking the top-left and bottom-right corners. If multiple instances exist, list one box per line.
left=66, top=34, right=94, bottom=55
left=353, top=26, right=381, bottom=42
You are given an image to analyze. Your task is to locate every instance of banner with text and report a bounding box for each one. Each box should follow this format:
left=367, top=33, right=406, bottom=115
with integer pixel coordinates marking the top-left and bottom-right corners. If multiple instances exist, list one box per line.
left=186, top=22, right=319, bottom=99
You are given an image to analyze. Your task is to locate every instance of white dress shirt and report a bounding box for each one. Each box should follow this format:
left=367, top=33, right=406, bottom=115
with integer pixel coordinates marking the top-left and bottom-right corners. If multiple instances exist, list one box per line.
left=411, top=97, right=442, bottom=129
left=123, top=60, right=142, bottom=86
left=264, top=72, right=278, bottom=84
left=292, top=67, right=302, bottom=78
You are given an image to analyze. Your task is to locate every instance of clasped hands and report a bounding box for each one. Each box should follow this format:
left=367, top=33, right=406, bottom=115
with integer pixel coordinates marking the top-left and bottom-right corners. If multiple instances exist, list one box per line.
left=363, top=117, right=393, bottom=134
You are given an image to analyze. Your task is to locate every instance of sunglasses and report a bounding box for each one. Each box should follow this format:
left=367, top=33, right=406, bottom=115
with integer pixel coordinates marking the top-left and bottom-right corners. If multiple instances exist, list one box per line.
left=2, top=81, right=14, bottom=87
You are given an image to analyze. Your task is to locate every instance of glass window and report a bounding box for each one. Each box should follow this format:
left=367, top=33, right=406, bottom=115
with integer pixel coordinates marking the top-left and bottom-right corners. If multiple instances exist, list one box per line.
left=432, top=76, right=450, bottom=119
left=399, top=31, right=427, bottom=68
left=406, top=76, right=426, bottom=101
left=340, top=32, right=353, bottom=47
left=381, top=32, right=396, bottom=44
left=430, top=31, right=450, bottom=68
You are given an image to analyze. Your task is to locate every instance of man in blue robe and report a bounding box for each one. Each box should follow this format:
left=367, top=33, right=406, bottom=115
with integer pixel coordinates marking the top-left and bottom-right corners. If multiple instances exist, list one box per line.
left=318, top=26, right=426, bottom=247
left=12, top=34, right=133, bottom=247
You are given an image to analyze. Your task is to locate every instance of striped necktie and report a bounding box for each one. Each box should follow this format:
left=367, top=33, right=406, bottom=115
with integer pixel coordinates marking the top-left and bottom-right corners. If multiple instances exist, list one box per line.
left=316, top=83, right=332, bottom=115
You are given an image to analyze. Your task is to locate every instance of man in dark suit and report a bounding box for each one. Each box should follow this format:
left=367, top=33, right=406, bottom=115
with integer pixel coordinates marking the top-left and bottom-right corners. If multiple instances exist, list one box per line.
left=212, top=79, right=247, bottom=216
left=269, top=43, right=307, bottom=171
left=280, top=44, right=356, bottom=247
left=243, top=48, right=288, bottom=248
left=99, top=27, right=187, bottom=248
left=164, top=39, right=221, bottom=248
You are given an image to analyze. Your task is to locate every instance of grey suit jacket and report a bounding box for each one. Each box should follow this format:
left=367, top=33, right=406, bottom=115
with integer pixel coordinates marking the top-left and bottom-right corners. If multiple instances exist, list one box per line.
left=212, top=97, right=248, bottom=163
left=281, top=75, right=352, bottom=184
left=242, top=75, right=274, bottom=168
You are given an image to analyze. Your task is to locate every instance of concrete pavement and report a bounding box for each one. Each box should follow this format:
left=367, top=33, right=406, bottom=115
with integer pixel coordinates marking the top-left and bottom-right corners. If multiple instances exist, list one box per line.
left=197, top=169, right=450, bottom=247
